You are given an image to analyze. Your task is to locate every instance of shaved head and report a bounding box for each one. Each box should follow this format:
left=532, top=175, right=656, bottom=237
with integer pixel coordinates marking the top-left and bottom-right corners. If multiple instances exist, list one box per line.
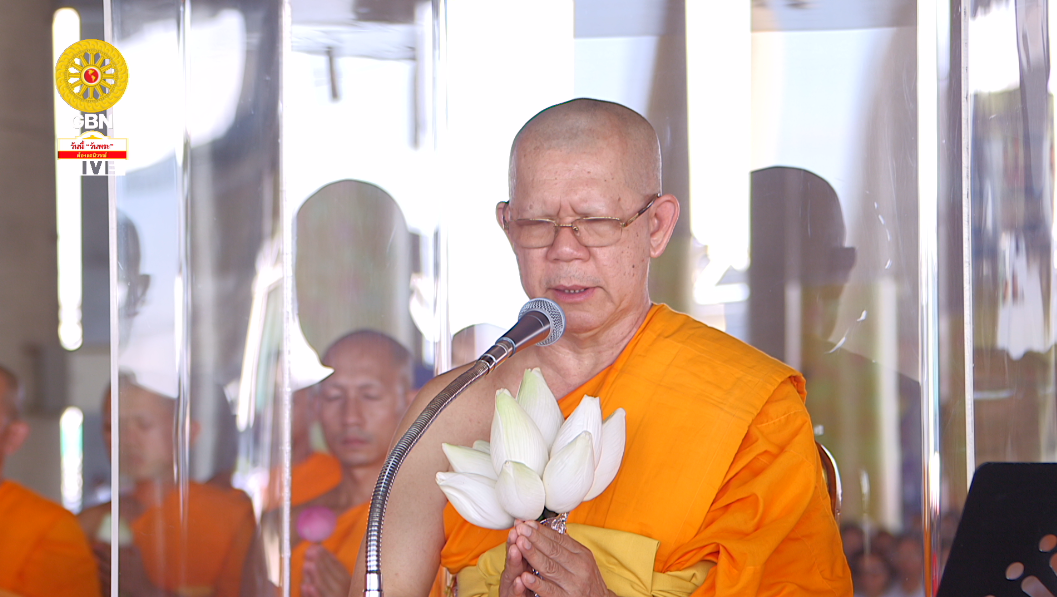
left=0, top=365, right=22, bottom=420
left=323, top=330, right=413, bottom=393
left=319, top=330, right=414, bottom=468
left=509, top=98, right=662, bottom=200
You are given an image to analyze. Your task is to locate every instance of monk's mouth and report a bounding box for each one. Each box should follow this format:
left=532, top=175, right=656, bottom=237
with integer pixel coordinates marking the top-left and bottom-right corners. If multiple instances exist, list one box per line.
left=552, top=286, right=596, bottom=301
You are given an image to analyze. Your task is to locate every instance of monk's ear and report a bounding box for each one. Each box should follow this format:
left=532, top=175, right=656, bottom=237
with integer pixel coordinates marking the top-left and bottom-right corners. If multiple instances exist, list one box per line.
left=647, top=194, right=680, bottom=258
left=1, top=420, right=30, bottom=457
left=496, top=202, right=514, bottom=246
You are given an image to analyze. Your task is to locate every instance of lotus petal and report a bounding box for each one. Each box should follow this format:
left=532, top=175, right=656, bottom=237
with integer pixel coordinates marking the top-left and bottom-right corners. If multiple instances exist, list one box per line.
left=443, top=443, right=497, bottom=480
left=585, top=408, right=626, bottom=500
left=472, top=440, right=491, bottom=454
left=542, top=431, right=596, bottom=513
left=551, top=395, right=603, bottom=467
left=494, top=461, right=546, bottom=520
left=436, top=472, right=514, bottom=530
left=515, top=368, right=564, bottom=446
left=490, top=389, right=549, bottom=476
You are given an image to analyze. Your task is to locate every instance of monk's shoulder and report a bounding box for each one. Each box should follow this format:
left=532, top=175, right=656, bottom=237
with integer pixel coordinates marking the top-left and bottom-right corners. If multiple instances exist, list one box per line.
left=187, top=482, right=255, bottom=519
left=405, top=362, right=503, bottom=442
left=0, top=481, right=74, bottom=527
left=649, top=305, right=800, bottom=388
left=0, top=481, right=88, bottom=546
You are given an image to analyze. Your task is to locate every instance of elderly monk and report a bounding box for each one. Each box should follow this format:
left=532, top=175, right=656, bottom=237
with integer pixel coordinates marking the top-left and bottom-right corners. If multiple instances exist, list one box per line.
left=0, top=365, right=100, bottom=597
left=78, top=374, right=257, bottom=597
left=352, top=98, right=853, bottom=597
left=290, top=331, right=414, bottom=597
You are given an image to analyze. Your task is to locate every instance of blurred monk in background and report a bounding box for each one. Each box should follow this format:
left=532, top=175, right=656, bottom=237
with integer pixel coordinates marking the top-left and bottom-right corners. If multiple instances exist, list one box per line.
left=287, top=330, right=413, bottom=597
left=0, top=365, right=100, bottom=597
left=263, top=385, right=341, bottom=512
left=78, top=373, right=258, bottom=597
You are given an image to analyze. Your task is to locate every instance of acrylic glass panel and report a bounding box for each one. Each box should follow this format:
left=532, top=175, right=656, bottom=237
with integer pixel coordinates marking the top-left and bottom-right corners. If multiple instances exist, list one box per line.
left=738, top=2, right=925, bottom=593
left=107, top=0, right=284, bottom=595
left=936, top=0, right=1057, bottom=587
left=279, top=1, right=450, bottom=595
left=966, top=0, right=1057, bottom=469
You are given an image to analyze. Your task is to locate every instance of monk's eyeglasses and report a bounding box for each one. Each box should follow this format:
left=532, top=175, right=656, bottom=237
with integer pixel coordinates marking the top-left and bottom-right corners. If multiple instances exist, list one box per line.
left=502, top=195, right=659, bottom=248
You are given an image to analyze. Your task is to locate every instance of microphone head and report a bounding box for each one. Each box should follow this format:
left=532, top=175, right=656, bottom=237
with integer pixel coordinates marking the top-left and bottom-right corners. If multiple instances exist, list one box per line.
left=519, top=298, right=566, bottom=347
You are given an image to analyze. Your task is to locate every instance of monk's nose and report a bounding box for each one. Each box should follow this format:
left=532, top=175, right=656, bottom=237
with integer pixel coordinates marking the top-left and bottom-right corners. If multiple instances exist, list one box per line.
left=342, top=396, right=365, bottom=425
left=547, top=225, right=588, bottom=260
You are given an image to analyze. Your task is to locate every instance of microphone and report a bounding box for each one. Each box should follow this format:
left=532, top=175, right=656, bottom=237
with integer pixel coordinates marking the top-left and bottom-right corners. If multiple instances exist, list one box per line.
left=478, top=298, right=566, bottom=372
left=362, top=297, right=565, bottom=597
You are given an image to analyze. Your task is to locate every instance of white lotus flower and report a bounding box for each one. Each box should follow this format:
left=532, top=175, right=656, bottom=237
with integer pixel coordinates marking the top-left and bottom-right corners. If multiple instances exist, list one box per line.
left=490, top=389, right=549, bottom=476
left=551, top=395, right=603, bottom=467
left=542, top=431, right=596, bottom=513
left=516, top=368, right=564, bottom=446
left=436, top=471, right=514, bottom=530
left=437, top=370, right=627, bottom=527
left=585, top=408, right=626, bottom=500
left=442, top=443, right=497, bottom=480
left=494, top=461, right=547, bottom=520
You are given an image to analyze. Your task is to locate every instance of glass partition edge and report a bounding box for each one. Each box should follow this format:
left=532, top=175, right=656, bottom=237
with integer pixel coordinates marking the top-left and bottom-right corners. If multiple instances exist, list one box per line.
left=103, top=2, right=119, bottom=595
left=918, top=0, right=943, bottom=593
left=957, top=0, right=975, bottom=494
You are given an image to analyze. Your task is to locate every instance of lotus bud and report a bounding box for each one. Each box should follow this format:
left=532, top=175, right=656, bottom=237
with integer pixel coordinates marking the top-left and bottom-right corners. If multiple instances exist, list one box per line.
left=551, top=395, right=603, bottom=467
left=442, top=443, right=497, bottom=480
left=542, top=431, right=596, bottom=513
left=472, top=440, right=491, bottom=454
left=515, top=367, right=564, bottom=446
left=436, top=472, right=514, bottom=530
left=585, top=408, right=626, bottom=500
left=490, top=389, right=549, bottom=476
left=494, top=461, right=546, bottom=520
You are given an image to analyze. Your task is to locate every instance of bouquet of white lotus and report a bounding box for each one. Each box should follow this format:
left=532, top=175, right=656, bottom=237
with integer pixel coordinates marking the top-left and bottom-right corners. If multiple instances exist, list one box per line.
left=436, top=368, right=626, bottom=530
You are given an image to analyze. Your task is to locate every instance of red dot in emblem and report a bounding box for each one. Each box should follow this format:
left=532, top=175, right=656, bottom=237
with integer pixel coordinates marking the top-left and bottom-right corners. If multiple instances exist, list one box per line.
left=84, top=68, right=100, bottom=84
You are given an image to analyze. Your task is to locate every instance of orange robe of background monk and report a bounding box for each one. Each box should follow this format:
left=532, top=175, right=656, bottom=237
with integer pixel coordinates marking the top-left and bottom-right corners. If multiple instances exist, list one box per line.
left=0, top=481, right=101, bottom=597
left=131, top=482, right=256, bottom=597
left=291, top=452, right=342, bottom=506
left=290, top=502, right=369, bottom=597
left=441, top=305, right=852, bottom=596
left=0, top=364, right=100, bottom=597
left=290, top=331, right=415, bottom=597
left=79, top=376, right=259, bottom=597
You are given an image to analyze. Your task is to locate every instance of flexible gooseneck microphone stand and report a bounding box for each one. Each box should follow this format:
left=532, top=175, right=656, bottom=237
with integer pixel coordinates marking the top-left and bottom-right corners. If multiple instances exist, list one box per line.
left=362, top=298, right=565, bottom=597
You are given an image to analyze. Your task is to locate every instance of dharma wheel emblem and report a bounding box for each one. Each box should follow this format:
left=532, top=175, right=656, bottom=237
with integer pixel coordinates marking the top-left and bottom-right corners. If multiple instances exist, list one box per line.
left=55, top=39, right=129, bottom=113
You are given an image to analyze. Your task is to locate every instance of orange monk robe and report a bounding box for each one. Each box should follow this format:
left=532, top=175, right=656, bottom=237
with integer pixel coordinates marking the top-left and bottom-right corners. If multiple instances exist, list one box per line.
left=290, top=502, right=447, bottom=597
left=292, top=453, right=342, bottom=506
left=290, top=501, right=369, bottom=597
left=441, top=304, right=853, bottom=596
left=0, top=481, right=101, bottom=597
left=130, top=482, right=256, bottom=597
left=264, top=451, right=343, bottom=511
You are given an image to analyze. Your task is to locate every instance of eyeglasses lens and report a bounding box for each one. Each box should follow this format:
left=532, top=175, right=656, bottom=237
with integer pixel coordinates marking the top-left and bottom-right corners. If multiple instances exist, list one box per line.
left=511, top=218, right=622, bottom=248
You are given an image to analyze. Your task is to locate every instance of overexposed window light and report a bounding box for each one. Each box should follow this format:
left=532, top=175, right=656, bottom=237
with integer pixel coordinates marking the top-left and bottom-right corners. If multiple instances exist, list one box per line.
left=60, top=406, right=85, bottom=512
left=54, top=8, right=83, bottom=351
left=116, top=10, right=246, bottom=171
left=968, top=1, right=1021, bottom=94
left=686, top=0, right=752, bottom=303
left=443, top=0, right=573, bottom=334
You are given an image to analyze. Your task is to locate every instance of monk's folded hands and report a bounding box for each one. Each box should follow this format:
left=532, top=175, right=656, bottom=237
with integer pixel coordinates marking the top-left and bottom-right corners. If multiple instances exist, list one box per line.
left=512, top=520, right=616, bottom=597
left=302, top=545, right=352, bottom=597
left=500, top=526, right=531, bottom=597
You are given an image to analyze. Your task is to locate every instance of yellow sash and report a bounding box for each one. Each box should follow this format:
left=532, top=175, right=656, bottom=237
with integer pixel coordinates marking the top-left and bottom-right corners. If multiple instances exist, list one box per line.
left=455, top=524, right=713, bottom=597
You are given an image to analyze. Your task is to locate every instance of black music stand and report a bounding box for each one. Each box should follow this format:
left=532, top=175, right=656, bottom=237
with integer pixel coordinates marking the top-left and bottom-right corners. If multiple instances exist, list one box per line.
left=938, top=462, right=1057, bottom=597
